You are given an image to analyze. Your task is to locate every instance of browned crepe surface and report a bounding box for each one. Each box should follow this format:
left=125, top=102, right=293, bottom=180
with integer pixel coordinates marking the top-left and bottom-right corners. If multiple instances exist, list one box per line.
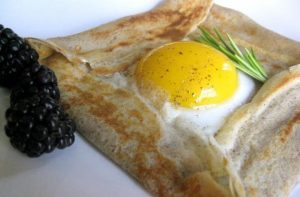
left=27, top=1, right=300, bottom=197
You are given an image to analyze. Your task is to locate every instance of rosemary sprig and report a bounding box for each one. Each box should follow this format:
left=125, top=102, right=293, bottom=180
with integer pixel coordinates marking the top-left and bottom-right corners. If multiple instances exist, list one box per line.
left=195, top=27, right=268, bottom=82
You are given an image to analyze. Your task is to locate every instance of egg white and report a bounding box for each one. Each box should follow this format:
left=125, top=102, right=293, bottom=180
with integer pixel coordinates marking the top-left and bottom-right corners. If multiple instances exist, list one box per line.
left=161, top=71, right=256, bottom=136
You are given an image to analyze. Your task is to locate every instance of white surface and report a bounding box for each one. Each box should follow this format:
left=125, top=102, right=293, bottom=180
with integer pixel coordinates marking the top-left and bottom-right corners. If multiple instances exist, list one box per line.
left=0, top=0, right=300, bottom=197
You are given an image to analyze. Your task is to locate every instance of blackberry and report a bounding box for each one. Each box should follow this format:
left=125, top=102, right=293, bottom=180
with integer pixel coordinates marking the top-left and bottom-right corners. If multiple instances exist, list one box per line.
left=5, top=95, right=76, bottom=157
left=0, top=24, right=39, bottom=88
left=11, top=64, right=60, bottom=105
left=1, top=25, right=76, bottom=157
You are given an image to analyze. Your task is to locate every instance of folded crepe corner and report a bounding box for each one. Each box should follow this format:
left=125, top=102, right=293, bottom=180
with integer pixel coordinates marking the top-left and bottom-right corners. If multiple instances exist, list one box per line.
left=196, top=4, right=300, bottom=76
left=216, top=64, right=300, bottom=197
left=27, top=0, right=300, bottom=196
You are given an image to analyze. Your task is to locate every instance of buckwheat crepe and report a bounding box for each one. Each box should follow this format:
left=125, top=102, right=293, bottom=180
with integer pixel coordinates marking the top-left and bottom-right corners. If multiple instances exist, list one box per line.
left=27, top=0, right=300, bottom=196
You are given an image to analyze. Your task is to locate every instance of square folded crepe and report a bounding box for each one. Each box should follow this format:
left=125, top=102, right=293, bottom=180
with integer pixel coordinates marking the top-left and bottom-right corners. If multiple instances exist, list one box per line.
left=27, top=0, right=300, bottom=196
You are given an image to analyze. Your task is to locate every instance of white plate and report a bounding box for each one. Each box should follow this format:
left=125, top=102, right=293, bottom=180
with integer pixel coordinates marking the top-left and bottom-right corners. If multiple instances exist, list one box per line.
left=0, top=1, right=299, bottom=196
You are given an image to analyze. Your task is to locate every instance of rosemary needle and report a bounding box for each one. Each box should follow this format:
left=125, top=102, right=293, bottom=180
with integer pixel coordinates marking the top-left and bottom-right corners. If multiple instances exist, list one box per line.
left=195, top=27, right=268, bottom=82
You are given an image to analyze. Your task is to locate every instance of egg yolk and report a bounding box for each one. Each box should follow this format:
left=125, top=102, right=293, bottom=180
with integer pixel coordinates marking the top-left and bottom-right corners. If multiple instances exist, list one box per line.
left=135, top=41, right=238, bottom=108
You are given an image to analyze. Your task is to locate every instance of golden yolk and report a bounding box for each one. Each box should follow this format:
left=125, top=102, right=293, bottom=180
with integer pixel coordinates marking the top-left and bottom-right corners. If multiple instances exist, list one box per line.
left=134, top=41, right=238, bottom=108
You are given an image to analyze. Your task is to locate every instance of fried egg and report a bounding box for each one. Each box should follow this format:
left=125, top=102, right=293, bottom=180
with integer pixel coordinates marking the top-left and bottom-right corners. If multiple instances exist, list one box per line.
left=134, top=41, right=256, bottom=136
